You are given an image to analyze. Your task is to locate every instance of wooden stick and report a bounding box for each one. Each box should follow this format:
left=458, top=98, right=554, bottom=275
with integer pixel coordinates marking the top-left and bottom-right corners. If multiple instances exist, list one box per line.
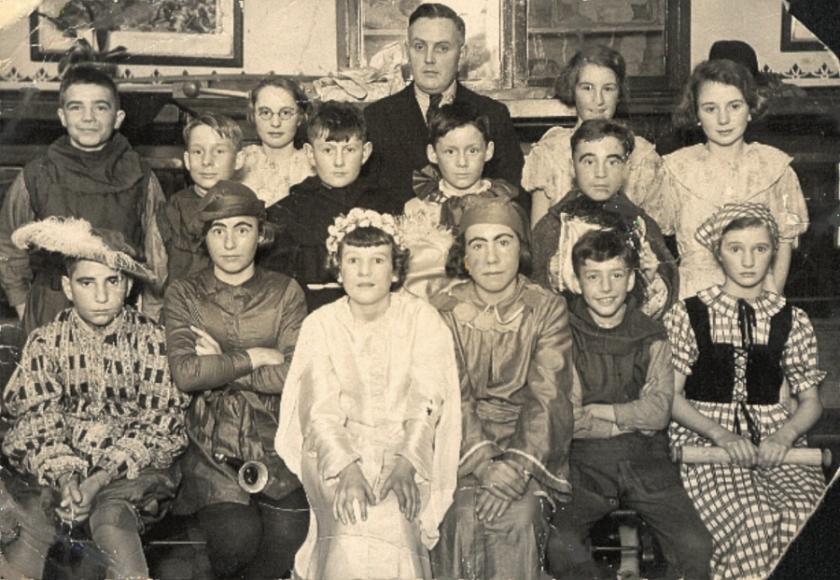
left=178, top=81, right=249, bottom=99
left=673, top=446, right=831, bottom=466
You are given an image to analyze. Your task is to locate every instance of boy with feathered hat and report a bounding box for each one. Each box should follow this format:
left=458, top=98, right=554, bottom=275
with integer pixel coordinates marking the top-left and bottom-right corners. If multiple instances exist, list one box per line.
left=0, top=217, right=189, bottom=579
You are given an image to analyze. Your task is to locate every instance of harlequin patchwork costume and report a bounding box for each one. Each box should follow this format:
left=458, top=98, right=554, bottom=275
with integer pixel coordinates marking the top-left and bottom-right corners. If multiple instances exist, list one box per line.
left=0, top=217, right=188, bottom=579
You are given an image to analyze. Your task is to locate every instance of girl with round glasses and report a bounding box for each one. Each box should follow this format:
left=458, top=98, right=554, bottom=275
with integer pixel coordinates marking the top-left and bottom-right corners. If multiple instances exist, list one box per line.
left=240, top=78, right=315, bottom=207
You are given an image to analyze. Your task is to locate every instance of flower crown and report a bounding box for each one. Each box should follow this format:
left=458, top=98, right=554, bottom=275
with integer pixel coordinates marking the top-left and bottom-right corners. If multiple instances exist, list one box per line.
left=326, top=208, right=404, bottom=255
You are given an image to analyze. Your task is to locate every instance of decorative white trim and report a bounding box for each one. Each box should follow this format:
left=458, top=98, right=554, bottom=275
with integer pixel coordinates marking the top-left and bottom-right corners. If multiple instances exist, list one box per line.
left=504, top=448, right=572, bottom=490
left=763, top=62, right=840, bottom=86
left=458, top=440, right=499, bottom=466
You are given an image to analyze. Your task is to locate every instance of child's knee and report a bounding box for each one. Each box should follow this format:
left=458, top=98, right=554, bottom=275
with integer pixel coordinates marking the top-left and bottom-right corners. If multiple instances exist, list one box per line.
left=671, top=523, right=713, bottom=574
left=497, top=491, right=545, bottom=534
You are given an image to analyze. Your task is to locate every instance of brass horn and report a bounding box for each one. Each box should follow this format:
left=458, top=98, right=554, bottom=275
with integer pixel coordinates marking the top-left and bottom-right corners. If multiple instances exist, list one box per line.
left=213, top=453, right=270, bottom=494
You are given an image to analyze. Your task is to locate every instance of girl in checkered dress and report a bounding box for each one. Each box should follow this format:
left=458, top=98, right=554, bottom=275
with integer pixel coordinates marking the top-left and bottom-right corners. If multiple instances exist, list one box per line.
left=665, top=203, right=826, bottom=579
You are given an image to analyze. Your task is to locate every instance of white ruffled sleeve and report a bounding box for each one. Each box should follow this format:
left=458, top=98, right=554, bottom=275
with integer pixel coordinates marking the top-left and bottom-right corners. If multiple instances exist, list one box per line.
left=522, top=128, right=575, bottom=205
left=624, top=137, right=666, bottom=213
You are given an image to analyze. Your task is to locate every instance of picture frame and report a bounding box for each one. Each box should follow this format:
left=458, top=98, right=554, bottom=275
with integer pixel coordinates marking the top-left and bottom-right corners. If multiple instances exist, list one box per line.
left=781, top=6, right=827, bottom=52
left=29, top=0, right=244, bottom=67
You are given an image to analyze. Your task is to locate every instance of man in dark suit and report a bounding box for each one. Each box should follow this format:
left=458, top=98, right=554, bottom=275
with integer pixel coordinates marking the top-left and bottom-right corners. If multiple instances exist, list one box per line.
left=364, top=3, right=524, bottom=210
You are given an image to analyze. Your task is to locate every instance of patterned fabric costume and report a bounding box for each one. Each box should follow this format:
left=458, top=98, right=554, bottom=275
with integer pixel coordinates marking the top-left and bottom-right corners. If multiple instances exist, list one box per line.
left=3, top=307, right=187, bottom=487
left=276, top=293, right=461, bottom=579
left=665, top=286, right=826, bottom=579
left=0, top=306, right=188, bottom=578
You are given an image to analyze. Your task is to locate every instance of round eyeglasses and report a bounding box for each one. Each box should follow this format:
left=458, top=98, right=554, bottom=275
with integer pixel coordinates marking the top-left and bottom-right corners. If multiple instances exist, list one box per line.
left=256, top=107, right=298, bottom=122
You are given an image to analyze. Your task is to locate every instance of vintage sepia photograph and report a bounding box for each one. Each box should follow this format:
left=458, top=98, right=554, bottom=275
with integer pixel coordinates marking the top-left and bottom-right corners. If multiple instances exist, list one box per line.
left=0, top=0, right=839, bottom=578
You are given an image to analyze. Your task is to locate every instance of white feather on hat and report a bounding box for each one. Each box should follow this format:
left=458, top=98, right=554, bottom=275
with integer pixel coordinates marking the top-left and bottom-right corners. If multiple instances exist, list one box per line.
left=11, top=217, right=155, bottom=282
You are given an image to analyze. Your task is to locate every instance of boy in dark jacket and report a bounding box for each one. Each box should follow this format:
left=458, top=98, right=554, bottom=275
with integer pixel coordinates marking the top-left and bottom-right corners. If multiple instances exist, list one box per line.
left=266, top=101, right=398, bottom=310
left=158, top=113, right=244, bottom=286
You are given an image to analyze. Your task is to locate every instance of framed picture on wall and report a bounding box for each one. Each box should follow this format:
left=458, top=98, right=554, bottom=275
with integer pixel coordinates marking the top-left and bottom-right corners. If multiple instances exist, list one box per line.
left=29, top=0, right=244, bottom=67
left=781, top=6, right=827, bottom=52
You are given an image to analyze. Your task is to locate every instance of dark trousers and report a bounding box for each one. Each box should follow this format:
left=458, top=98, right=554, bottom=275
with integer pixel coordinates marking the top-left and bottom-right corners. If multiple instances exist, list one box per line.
left=548, top=434, right=713, bottom=580
left=195, top=488, right=309, bottom=580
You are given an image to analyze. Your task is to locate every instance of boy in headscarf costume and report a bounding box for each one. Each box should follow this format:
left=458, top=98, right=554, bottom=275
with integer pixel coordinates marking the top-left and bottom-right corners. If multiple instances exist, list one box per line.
left=1, top=217, right=188, bottom=579
left=430, top=197, right=574, bottom=580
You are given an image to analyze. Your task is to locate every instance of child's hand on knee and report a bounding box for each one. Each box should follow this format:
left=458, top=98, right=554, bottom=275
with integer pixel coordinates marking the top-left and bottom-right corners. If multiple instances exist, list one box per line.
left=57, top=471, right=109, bottom=523
left=334, top=462, right=376, bottom=525
left=56, top=473, right=82, bottom=523
left=380, top=456, right=420, bottom=521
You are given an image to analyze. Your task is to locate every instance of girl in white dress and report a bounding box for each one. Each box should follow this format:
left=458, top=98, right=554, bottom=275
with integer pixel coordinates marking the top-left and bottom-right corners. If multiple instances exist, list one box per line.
left=276, top=208, right=461, bottom=579
left=652, top=59, right=809, bottom=299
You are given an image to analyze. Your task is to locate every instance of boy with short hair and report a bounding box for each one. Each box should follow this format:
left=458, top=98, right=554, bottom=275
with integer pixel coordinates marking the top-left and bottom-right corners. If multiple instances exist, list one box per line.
left=402, top=101, right=520, bottom=300
left=406, top=101, right=518, bottom=224
left=266, top=101, right=397, bottom=310
left=158, top=112, right=245, bottom=285
left=0, top=217, right=189, bottom=580
left=0, top=65, right=168, bottom=334
left=364, top=2, right=524, bottom=209
left=547, top=228, right=712, bottom=580
left=532, top=119, right=677, bottom=319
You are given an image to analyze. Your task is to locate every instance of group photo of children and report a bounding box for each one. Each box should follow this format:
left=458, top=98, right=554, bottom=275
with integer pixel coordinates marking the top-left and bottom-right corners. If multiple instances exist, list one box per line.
left=0, top=1, right=837, bottom=579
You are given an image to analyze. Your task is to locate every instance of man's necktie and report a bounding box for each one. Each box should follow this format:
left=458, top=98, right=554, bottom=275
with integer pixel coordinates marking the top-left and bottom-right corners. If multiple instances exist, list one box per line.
left=428, top=92, right=443, bottom=116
